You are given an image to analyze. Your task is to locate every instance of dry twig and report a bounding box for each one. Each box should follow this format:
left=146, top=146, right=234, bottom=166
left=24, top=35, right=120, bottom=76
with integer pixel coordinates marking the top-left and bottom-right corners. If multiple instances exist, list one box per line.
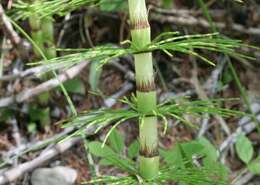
left=0, top=5, right=29, bottom=58
left=151, top=11, right=260, bottom=36
left=0, top=62, right=66, bottom=81
left=0, top=137, right=80, bottom=185
left=0, top=62, right=88, bottom=107
left=0, top=81, right=133, bottom=184
left=219, top=103, right=260, bottom=154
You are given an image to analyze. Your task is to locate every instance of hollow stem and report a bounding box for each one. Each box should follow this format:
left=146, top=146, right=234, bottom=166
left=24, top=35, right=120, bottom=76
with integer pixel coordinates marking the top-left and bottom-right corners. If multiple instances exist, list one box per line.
left=41, top=17, right=56, bottom=59
left=27, top=0, right=56, bottom=60
left=28, top=8, right=44, bottom=58
left=28, top=0, right=56, bottom=103
left=128, top=0, right=159, bottom=180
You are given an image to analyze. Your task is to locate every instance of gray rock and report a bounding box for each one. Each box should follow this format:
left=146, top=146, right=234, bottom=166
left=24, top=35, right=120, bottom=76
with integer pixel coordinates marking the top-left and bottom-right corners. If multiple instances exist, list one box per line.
left=31, top=166, right=77, bottom=185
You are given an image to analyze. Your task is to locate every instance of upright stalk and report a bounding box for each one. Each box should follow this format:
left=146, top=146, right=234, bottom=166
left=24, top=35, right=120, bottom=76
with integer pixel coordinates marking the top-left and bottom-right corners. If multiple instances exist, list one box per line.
left=28, top=0, right=56, bottom=104
left=27, top=0, right=56, bottom=59
left=28, top=6, right=44, bottom=58
left=41, top=17, right=56, bottom=59
left=128, top=0, right=159, bottom=180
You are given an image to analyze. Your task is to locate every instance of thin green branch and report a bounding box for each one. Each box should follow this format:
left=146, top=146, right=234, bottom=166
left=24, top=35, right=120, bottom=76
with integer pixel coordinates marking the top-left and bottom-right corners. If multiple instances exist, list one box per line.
left=61, top=98, right=245, bottom=144
left=196, top=0, right=260, bottom=135
left=12, top=0, right=99, bottom=20
left=83, top=164, right=229, bottom=185
left=227, top=60, right=260, bottom=133
left=31, top=33, right=255, bottom=74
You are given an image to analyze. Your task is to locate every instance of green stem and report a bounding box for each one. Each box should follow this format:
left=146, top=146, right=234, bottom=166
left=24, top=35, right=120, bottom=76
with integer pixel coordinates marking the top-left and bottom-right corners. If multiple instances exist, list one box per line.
left=29, top=11, right=44, bottom=58
left=28, top=1, right=57, bottom=105
left=41, top=17, right=56, bottom=59
left=9, top=16, right=77, bottom=116
left=28, top=0, right=56, bottom=60
left=228, top=60, right=260, bottom=133
left=0, top=38, right=6, bottom=77
left=128, top=0, right=159, bottom=180
left=89, top=60, right=102, bottom=92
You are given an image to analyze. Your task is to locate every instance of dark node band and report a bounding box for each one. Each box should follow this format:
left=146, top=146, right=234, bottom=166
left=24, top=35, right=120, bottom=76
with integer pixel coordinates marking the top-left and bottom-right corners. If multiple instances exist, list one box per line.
left=130, top=19, right=150, bottom=30
left=140, top=146, right=159, bottom=158
left=137, top=81, right=156, bottom=92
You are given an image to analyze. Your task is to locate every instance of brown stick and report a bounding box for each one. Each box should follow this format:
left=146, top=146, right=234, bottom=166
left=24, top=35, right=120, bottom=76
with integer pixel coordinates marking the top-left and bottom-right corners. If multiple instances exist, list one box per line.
left=0, top=4, right=29, bottom=58
left=0, top=5, right=21, bottom=46
left=0, top=137, right=80, bottom=185
left=151, top=12, right=260, bottom=36
left=0, top=62, right=88, bottom=107
left=0, top=81, right=133, bottom=185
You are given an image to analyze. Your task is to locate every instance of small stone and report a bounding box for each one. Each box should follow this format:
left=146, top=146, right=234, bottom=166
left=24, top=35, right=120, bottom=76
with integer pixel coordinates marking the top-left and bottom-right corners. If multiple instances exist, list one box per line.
left=31, top=166, right=77, bottom=185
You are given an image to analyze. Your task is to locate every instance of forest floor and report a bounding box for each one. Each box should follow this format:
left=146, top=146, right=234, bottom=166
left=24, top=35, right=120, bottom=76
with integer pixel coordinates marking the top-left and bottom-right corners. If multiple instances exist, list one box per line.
left=0, top=0, right=260, bottom=184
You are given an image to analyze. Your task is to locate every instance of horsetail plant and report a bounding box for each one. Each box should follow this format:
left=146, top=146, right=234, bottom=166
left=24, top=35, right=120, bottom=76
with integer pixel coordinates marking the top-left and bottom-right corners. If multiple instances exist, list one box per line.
left=6, top=0, right=258, bottom=184
left=27, top=0, right=45, bottom=58
left=29, top=15, right=56, bottom=59
left=14, top=0, right=61, bottom=59
left=40, top=16, right=56, bottom=59
left=128, top=0, right=159, bottom=179
left=12, top=0, right=98, bottom=19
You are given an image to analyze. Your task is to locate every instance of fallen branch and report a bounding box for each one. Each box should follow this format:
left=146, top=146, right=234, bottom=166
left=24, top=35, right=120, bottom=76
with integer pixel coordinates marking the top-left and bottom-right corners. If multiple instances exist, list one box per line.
left=0, top=5, right=29, bottom=58
left=151, top=12, right=260, bottom=36
left=195, top=58, right=230, bottom=136
left=0, top=57, right=135, bottom=82
left=234, top=172, right=254, bottom=185
left=0, top=62, right=67, bottom=81
left=150, top=6, right=226, bottom=18
left=0, top=137, right=80, bottom=185
left=0, top=82, right=134, bottom=184
left=0, top=83, right=133, bottom=184
left=219, top=103, right=260, bottom=153
left=2, top=82, right=133, bottom=161
left=1, top=127, right=75, bottom=165
left=0, top=62, right=88, bottom=108
left=0, top=5, right=21, bottom=47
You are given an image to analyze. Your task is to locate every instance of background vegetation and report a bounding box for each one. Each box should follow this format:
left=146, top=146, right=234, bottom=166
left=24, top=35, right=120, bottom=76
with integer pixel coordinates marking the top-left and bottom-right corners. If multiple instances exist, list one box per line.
left=0, top=0, right=260, bottom=184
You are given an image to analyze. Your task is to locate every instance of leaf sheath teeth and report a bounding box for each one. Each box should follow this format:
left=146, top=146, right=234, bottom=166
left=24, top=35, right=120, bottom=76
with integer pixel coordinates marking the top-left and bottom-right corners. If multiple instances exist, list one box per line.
left=130, top=20, right=150, bottom=30
left=136, top=81, right=155, bottom=92
left=140, top=144, right=159, bottom=157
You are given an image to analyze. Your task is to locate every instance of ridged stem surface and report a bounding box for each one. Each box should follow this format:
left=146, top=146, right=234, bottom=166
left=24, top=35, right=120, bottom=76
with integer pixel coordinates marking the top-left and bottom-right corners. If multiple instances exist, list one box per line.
left=41, top=17, right=56, bottom=59
left=128, top=0, right=159, bottom=180
left=28, top=9, right=44, bottom=57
